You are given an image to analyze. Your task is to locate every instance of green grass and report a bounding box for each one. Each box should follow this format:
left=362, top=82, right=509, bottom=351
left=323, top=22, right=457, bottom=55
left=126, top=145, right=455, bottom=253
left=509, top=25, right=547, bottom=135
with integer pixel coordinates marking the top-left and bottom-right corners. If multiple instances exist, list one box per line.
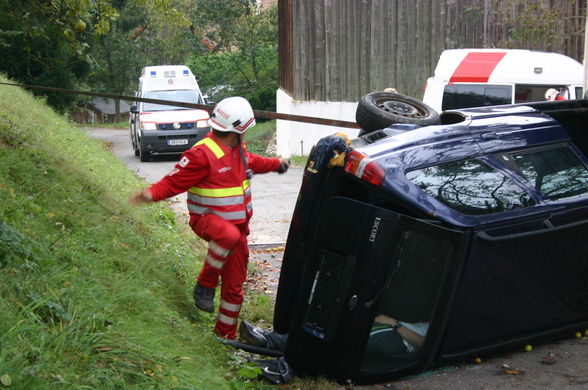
left=0, top=77, right=337, bottom=389
left=246, top=120, right=308, bottom=167
left=80, top=120, right=128, bottom=129
left=0, top=76, right=288, bottom=389
left=244, top=119, right=277, bottom=156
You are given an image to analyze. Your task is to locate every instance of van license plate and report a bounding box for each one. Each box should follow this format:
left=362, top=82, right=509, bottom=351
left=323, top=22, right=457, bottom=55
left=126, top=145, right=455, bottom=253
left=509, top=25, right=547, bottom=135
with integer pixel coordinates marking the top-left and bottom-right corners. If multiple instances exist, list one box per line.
left=168, top=139, right=188, bottom=146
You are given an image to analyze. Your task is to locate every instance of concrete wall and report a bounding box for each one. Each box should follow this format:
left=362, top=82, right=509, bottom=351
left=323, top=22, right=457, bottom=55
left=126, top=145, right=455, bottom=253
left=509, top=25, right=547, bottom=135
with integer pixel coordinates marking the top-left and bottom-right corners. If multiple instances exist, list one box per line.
left=276, top=88, right=360, bottom=157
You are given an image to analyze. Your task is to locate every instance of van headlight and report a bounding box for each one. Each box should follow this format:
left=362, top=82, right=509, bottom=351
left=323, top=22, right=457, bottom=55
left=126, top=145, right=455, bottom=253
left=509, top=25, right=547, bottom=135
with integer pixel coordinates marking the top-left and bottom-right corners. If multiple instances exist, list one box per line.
left=141, top=122, right=157, bottom=130
left=196, top=120, right=209, bottom=128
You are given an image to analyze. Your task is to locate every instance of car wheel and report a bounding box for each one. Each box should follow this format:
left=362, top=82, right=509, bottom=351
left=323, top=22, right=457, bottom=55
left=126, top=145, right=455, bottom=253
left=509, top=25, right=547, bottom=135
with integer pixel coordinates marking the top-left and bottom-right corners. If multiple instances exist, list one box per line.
left=355, top=92, right=440, bottom=133
left=139, top=144, right=150, bottom=162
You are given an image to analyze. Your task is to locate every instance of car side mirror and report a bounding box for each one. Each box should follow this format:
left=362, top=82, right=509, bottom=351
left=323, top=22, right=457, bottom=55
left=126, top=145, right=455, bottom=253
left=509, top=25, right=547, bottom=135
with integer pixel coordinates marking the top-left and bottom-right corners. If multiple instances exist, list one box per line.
left=130, top=105, right=139, bottom=114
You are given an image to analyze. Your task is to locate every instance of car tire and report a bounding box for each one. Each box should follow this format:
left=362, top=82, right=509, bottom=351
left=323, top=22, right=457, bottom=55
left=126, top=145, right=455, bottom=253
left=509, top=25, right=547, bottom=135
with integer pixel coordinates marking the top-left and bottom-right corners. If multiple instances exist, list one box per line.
left=139, top=145, right=150, bottom=162
left=356, top=92, right=440, bottom=133
left=131, top=130, right=139, bottom=156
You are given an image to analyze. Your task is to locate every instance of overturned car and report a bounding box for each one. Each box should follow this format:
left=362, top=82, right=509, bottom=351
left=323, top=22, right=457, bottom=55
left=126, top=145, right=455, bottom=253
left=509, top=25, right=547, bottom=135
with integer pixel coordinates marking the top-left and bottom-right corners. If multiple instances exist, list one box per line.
left=271, top=93, right=588, bottom=384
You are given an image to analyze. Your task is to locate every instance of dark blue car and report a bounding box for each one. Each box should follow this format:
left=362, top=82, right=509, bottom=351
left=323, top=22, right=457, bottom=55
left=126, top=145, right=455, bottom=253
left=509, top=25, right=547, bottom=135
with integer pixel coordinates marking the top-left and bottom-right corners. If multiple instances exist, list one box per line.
left=272, top=93, right=588, bottom=384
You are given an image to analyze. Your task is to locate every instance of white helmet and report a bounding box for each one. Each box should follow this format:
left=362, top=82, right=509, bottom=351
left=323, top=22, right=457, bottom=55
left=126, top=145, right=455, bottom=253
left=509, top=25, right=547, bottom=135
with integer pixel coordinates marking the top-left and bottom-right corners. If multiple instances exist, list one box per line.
left=545, top=88, right=559, bottom=101
left=208, top=96, right=256, bottom=134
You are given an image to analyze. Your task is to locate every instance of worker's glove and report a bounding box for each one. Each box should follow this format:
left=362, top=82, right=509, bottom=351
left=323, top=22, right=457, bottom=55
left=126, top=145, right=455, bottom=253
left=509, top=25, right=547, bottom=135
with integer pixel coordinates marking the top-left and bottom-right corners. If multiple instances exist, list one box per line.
left=277, top=158, right=291, bottom=174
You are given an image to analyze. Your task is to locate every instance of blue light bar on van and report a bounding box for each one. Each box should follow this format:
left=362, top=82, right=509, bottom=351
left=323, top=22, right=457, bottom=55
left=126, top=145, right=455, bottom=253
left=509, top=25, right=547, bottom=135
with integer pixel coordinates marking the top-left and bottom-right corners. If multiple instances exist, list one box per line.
left=150, top=71, right=156, bottom=77
left=183, top=70, right=189, bottom=76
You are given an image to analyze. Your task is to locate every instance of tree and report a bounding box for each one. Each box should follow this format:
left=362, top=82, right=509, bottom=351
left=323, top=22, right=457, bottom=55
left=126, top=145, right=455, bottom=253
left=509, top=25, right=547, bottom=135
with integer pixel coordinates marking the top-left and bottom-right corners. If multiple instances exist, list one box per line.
left=89, top=1, right=150, bottom=122
left=0, top=0, right=116, bottom=112
left=188, top=2, right=278, bottom=111
left=89, top=0, right=200, bottom=121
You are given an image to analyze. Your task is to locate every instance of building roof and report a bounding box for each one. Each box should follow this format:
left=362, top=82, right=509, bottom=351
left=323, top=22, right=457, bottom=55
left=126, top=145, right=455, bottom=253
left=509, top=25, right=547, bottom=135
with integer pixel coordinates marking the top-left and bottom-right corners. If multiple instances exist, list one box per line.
left=91, top=97, right=131, bottom=115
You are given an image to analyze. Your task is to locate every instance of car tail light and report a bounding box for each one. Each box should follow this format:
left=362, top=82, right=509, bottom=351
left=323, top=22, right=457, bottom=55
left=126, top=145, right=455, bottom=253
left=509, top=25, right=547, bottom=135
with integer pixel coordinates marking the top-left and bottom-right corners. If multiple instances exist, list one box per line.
left=344, top=150, right=385, bottom=186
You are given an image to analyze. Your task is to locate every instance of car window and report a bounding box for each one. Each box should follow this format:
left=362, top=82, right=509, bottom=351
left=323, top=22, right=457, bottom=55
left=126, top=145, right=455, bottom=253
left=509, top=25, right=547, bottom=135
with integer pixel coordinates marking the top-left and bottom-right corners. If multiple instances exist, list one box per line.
left=361, top=229, right=453, bottom=375
left=442, top=84, right=512, bottom=111
left=406, top=159, right=535, bottom=215
left=506, top=146, right=588, bottom=200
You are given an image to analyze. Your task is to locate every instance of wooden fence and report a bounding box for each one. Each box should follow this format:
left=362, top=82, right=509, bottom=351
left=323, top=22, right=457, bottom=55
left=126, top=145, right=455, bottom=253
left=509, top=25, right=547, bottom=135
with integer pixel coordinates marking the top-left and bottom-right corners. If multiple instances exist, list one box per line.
left=279, top=0, right=586, bottom=102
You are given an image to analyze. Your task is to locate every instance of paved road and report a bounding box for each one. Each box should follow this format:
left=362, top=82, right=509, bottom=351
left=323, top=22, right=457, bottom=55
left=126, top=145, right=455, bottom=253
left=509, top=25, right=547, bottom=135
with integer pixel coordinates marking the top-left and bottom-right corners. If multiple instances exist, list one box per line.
left=82, top=127, right=302, bottom=245
left=83, top=127, right=588, bottom=389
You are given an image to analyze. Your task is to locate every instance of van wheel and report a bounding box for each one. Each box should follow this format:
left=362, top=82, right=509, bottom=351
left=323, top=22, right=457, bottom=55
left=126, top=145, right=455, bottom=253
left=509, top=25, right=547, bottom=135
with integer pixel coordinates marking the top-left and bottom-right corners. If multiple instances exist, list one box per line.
left=132, top=136, right=139, bottom=156
left=356, top=92, right=440, bottom=134
left=139, top=146, right=150, bottom=162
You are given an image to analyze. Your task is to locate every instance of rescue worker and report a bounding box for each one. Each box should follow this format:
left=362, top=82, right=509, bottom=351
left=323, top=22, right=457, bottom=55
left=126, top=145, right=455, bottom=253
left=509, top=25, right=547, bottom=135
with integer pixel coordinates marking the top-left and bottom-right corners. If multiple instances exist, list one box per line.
left=129, top=96, right=290, bottom=339
left=545, top=88, right=566, bottom=101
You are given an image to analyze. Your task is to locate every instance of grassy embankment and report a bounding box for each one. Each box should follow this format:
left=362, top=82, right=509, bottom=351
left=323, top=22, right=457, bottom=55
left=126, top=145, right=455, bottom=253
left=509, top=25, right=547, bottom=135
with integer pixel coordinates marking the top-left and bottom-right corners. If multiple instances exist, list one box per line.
left=0, top=78, right=291, bottom=389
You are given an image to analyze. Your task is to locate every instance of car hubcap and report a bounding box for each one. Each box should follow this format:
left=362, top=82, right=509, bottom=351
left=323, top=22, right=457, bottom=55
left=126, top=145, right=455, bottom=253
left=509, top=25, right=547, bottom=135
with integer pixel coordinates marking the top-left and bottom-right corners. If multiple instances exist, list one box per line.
left=376, top=99, right=425, bottom=119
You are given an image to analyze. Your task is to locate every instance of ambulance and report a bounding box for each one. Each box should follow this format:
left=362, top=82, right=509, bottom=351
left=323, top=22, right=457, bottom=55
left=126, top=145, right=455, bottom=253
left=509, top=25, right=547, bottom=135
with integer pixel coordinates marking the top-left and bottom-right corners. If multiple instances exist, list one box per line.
left=129, top=65, right=210, bottom=162
left=422, top=49, right=584, bottom=113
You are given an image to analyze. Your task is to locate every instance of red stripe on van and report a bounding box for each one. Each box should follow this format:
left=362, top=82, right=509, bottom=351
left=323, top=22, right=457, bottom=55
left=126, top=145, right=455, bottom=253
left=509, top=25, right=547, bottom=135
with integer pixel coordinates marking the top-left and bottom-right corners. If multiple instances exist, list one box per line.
left=449, top=52, right=507, bottom=83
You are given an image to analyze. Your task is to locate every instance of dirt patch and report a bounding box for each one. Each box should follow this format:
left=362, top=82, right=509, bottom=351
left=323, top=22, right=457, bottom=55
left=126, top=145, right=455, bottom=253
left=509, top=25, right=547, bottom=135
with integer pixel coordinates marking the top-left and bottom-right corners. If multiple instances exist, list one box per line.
left=245, top=246, right=284, bottom=298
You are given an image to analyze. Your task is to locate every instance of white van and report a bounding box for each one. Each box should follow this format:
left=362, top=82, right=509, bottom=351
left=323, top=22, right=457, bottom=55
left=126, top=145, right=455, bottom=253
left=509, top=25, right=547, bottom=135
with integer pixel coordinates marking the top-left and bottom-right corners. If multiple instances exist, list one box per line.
left=129, top=65, right=210, bottom=162
left=422, top=49, right=584, bottom=113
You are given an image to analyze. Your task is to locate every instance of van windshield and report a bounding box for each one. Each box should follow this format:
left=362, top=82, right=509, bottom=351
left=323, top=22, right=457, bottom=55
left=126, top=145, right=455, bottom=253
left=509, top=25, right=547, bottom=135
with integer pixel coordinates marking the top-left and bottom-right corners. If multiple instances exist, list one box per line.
left=142, top=90, right=203, bottom=111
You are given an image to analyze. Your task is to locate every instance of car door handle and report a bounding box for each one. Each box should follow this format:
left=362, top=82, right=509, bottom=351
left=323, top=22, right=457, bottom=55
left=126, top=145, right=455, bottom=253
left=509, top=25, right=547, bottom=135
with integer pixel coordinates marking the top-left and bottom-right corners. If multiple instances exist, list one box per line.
left=480, top=132, right=498, bottom=140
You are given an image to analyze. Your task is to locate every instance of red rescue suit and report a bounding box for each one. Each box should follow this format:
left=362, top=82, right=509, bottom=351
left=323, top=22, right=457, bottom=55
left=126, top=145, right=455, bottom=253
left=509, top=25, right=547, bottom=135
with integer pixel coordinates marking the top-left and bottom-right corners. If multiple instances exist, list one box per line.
left=148, top=133, right=281, bottom=339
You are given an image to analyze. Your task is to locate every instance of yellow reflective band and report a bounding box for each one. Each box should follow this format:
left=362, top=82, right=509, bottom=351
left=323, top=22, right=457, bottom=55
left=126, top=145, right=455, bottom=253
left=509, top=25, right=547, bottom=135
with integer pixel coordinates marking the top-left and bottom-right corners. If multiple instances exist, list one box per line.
left=194, top=137, right=224, bottom=159
left=189, top=185, right=245, bottom=197
left=243, top=180, right=250, bottom=189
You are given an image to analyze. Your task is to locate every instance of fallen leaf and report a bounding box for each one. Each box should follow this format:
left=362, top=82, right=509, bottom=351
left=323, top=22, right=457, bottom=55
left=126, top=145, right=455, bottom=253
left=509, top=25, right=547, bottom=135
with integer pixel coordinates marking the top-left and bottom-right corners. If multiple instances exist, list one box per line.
left=540, top=357, right=556, bottom=365
left=504, top=369, right=521, bottom=375
left=173, top=356, right=193, bottom=363
left=1, top=374, right=12, bottom=386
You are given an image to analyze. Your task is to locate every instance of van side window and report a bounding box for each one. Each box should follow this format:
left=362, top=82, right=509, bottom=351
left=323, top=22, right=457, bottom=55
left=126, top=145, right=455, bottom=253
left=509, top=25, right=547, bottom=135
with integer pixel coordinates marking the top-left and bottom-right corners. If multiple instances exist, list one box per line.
left=515, top=85, right=565, bottom=103
left=442, top=84, right=512, bottom=111
left=506, top=146, right=588, bottom=200
left=407, top=159, right=534, bottom=215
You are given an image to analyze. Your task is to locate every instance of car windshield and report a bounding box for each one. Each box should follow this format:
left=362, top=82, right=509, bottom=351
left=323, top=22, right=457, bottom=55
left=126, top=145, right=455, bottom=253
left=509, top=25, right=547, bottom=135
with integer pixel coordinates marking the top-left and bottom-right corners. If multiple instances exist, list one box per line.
left=142, top=90, right=202, bottom=111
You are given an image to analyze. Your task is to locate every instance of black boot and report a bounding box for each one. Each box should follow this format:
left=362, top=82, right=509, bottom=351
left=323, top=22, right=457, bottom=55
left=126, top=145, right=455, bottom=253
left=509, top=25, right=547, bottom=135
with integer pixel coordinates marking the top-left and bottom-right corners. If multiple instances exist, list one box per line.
left=193, top=283, right=215, bottom=313
left=239, top=320, right=269, bottom=347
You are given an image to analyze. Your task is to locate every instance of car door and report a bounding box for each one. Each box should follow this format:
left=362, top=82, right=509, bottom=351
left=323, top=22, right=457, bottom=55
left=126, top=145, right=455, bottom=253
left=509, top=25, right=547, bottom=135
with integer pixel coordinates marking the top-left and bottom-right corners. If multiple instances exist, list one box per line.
left=439, top=209, right=588, bottom=360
